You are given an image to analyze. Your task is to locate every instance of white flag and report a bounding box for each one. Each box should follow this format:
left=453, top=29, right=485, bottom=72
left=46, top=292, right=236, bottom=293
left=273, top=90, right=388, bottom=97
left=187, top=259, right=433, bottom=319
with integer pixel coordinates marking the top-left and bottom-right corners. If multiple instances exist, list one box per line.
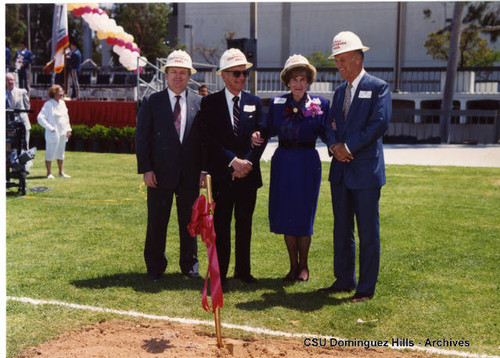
left=52, top=4, right=69, bottom=73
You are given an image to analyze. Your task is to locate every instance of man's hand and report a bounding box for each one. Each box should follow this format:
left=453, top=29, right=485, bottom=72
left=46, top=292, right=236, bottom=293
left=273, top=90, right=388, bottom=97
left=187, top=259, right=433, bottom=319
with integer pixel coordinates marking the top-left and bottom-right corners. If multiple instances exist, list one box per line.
left=251, top=131, right=265, bottom=148
left=331, top=143, right=354, bottom=162
left=143, top=171, right=158, bottom=188
left=231, top=158, right=253, bottom=180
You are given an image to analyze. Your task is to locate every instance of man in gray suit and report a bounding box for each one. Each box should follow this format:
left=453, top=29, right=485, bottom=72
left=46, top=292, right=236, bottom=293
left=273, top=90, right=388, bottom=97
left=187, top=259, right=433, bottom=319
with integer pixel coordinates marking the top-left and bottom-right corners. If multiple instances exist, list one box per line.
left=6, top=72, right=31, bottom=146
left=136, top=50, right=203, bottom=281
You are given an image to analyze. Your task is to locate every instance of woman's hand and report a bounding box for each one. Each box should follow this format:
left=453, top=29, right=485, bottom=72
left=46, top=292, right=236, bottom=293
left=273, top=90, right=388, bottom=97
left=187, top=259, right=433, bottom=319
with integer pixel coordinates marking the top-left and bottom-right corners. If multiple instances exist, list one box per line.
left=251, top=131, right=264, bottom=148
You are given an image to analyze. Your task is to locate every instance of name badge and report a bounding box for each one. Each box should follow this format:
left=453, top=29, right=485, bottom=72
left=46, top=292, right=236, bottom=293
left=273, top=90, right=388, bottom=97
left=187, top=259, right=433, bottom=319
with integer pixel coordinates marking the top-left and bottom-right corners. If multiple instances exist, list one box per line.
left=244, top=105, right=256, bottom=112
left=274, top=97, right=287, bottom=104
left=358, top=90, right=372, bottom=99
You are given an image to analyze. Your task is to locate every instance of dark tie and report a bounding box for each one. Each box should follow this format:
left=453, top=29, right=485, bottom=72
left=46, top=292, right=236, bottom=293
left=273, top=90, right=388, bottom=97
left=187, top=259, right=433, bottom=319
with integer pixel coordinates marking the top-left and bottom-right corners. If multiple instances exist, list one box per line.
left=232, top=96, right=240, bottom=136
left=6, top=90, right=12, bottom=109
left=343, top=83, right=352, bottom=118
left=173, top=95, right=181, bottom=136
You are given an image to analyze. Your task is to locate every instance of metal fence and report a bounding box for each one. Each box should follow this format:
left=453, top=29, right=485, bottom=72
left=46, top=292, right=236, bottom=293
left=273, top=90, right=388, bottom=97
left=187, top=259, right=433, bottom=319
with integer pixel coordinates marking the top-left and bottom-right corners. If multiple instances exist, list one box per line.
left=387, top=109, right=500, bottom=144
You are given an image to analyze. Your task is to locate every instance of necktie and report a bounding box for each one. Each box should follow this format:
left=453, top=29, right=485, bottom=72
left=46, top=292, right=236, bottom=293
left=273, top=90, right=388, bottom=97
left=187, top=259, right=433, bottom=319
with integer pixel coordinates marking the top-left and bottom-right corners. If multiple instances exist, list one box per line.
left=232, top=96, right=240, bottom=136
left=343, top=83, right=352, bottom=118
left=173, top=95, right=181, bottom=137
left=6, top=90, right=12, bottom=109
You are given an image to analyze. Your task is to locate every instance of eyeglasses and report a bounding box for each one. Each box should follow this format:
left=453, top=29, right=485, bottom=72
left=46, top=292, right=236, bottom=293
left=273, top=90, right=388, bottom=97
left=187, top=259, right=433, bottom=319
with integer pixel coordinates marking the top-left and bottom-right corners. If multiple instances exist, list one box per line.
left=224, top=70, right=250, bottom=78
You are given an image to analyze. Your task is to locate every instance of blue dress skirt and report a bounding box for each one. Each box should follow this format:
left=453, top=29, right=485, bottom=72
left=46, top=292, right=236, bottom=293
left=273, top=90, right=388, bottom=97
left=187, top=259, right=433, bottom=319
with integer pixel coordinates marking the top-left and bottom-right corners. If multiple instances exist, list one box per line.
left=267, top=93, right=333, bottom=236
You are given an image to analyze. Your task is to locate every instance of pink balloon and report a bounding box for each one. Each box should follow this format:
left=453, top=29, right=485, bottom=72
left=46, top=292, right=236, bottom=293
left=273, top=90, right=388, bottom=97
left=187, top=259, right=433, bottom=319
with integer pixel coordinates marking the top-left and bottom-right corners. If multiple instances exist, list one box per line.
left=83, top=6, right=92, bottom=14
left=132, top=48, right=141, bottom=54
left=106, top=37, right=115, bottom=46
left=125, top=42, right=133, bottom=50
left=117, top=39, right=125, bottom=47
left=72, top=7, right=83, bottom=16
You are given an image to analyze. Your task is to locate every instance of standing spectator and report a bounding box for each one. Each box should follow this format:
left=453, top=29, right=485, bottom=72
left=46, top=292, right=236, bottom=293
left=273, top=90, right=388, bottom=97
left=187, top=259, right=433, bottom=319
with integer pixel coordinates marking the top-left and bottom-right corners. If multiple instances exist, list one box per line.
left=66, top=40, right=81, bottom=99
left=263, top=55, right=334, bottom=282
left=14, top=41, right=34, bottom=90
left=37, top=85, right=72, bottom=179
left=199, top=49, right=267, bottom=285
left=6, top=73, right=31, bottom=147
left=318, top=31, right=391, bottom=302
left=135, top=50, right=203, bottom=281
left=198, top=85, right=209, bottom=97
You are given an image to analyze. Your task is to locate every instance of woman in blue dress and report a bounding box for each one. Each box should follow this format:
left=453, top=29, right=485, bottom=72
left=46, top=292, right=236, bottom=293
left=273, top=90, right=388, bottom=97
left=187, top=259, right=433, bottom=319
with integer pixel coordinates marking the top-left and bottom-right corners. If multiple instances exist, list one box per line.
left=265, top=55, right=334, bottom=281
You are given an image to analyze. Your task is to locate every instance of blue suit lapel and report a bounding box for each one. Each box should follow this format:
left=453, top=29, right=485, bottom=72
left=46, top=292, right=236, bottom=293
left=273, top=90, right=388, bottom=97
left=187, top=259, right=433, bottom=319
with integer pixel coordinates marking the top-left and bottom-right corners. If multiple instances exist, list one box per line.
left=344, top=73, right=367, bottom=129
left=185, top=91, right=196, bottom=137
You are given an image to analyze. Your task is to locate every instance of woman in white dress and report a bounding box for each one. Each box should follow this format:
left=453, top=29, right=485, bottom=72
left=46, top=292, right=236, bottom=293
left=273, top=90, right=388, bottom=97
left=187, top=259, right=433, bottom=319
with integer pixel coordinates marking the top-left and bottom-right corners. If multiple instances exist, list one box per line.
left=37, top=85, right=72, bottom=179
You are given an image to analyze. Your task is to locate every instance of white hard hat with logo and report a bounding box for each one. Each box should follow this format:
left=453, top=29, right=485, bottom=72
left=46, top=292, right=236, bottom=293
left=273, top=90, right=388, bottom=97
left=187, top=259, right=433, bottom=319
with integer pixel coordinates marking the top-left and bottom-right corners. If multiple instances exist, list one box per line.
left=161, top=50, right=197, bottom=74
left=280, top=54, right=317, bottom=85
left=217, top=48, right=253, bottom=74
left=328, top=31, right=369, bottom=59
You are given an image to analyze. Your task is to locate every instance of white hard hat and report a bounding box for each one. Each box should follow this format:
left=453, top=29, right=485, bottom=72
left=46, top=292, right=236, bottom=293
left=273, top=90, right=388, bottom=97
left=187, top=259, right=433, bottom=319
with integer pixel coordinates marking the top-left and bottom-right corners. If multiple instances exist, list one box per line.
left=328, top=31, right=369, bottom=59
left=280, top=54, right=317, bottom=85
left=162, top=50, right=197, bottom=74
left=217, top=48, right=253, bottom=74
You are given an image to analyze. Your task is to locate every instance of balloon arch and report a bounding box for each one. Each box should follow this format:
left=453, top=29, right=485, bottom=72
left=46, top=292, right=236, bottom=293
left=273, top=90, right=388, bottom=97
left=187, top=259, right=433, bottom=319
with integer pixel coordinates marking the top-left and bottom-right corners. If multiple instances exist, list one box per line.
left=68, top=3, right=147, bottom=72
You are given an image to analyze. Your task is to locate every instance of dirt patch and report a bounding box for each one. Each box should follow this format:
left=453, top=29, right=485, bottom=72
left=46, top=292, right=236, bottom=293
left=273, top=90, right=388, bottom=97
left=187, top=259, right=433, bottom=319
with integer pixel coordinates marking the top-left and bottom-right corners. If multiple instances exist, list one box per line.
left=16, top=319, right=439, bottom=358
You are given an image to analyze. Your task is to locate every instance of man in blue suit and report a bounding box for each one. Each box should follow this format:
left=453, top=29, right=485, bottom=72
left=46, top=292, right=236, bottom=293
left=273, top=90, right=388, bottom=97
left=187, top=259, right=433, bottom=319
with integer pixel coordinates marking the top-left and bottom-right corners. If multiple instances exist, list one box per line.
left=199, top=49, right=267, bottom=285
left=319, top=31, right=391, bottom=302
left=136, top=50, right=203, bottom=281
left=14, top=41, right=34, bottom=91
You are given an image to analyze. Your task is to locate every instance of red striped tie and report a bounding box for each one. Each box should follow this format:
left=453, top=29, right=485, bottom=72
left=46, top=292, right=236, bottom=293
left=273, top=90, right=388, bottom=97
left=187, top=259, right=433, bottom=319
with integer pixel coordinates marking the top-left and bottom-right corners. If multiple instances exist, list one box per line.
left=173, top=95, right=181, bottom=136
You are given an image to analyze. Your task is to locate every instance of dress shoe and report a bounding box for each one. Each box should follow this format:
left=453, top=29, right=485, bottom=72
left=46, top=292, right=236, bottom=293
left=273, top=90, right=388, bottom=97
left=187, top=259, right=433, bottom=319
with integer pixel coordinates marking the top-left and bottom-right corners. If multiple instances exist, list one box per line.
left=147, top=273, right=162, bottom=282
left=317, top=284, right=355, bottom=293
left=183, top=272, right=202, bottom=279
left=234, top=273, right=258, bottom=284
left=350, top=293, right=374, bottom=303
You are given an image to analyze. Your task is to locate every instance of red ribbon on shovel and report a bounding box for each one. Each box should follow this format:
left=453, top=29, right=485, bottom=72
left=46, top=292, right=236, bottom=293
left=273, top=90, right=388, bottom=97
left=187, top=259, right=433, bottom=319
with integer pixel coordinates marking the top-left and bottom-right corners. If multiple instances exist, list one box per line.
left=188, top=194, right=223, bottom=312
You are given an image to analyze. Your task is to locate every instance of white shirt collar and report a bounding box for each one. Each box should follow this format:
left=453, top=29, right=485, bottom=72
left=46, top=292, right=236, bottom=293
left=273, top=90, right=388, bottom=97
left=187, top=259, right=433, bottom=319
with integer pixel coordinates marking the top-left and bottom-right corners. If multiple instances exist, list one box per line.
left=167, top=88, right=186, bottom=101
left=349, top=68, right=366, bottom=92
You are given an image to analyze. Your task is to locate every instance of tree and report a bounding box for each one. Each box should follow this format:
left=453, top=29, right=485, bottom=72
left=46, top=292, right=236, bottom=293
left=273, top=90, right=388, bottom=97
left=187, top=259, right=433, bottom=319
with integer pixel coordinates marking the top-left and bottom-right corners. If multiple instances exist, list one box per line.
left=6, top=4, right=26, bottom=49
left=195, top=31, right=237, bottom=65
left=111, top=3, right=170, bottom=64
left=305, top=51, right=334, bottom=68
left=424, top=2, right=500, bottom=66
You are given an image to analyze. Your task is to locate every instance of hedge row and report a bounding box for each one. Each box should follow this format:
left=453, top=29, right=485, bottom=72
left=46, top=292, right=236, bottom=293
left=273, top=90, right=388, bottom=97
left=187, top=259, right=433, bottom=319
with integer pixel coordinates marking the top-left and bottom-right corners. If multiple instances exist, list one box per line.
left=30, top=124, right=136, bottom=142
left=29, top=124, right=136, bottom=153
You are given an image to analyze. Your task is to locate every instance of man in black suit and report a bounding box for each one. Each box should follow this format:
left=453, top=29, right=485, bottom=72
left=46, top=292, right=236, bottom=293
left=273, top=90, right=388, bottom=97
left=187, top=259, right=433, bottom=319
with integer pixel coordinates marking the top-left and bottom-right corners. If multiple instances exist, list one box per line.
left=136, top=50, right=203, bottom=281
left=199, top=49, right=267, bottom=285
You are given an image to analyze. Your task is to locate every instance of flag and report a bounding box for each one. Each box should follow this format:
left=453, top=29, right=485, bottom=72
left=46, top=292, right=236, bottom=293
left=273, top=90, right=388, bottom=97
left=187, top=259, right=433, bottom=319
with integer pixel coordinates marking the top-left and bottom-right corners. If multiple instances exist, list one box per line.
left=52, top=4, right=69, bottom=73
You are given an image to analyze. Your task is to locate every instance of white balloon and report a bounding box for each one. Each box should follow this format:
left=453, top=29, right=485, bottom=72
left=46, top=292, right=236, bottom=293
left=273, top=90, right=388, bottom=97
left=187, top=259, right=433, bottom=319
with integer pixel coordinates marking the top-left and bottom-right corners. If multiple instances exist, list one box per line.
left=113, top=45, right=124, bottom=56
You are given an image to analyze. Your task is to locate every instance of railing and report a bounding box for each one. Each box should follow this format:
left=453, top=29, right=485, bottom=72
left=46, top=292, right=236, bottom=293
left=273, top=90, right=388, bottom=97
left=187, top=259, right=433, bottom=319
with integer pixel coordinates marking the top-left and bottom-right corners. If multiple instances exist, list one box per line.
left=27, top=65, right=500, bottom=101
left=387, top=108, right=500, bottom=144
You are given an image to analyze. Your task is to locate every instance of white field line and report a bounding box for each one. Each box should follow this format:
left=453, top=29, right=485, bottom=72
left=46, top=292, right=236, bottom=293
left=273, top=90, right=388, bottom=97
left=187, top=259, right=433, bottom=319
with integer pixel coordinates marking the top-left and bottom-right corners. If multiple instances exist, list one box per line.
left=7, top=296, right=498, bottom=358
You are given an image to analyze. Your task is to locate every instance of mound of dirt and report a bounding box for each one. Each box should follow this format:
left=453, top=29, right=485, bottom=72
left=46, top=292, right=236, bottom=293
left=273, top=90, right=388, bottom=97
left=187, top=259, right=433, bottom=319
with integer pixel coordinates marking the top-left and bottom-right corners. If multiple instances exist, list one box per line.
left=16, top=319, right=435, bottom=357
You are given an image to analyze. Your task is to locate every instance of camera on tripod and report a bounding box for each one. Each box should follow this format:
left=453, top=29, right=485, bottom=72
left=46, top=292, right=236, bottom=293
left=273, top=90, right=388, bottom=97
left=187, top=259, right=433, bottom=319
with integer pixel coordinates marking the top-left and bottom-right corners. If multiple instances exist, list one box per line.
left=6, top=108, right=36, bottom=195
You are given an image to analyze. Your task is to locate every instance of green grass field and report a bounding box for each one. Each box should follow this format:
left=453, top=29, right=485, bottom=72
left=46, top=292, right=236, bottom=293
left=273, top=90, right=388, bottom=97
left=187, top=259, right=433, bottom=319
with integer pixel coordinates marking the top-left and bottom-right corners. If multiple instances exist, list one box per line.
left=6, top=150, right=500, bottom=357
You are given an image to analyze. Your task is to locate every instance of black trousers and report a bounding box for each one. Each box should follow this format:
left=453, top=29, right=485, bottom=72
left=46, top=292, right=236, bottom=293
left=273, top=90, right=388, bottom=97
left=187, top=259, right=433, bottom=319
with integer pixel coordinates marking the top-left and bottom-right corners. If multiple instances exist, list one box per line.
left=213, top=180, right=257, bottom=281
left=144, top=181, right=199, bottom=277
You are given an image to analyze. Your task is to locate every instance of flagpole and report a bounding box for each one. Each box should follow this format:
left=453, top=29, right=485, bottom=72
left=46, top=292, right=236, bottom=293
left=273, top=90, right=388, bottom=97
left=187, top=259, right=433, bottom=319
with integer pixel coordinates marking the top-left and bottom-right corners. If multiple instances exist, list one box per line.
left=205, top=174, right=223, bottom=348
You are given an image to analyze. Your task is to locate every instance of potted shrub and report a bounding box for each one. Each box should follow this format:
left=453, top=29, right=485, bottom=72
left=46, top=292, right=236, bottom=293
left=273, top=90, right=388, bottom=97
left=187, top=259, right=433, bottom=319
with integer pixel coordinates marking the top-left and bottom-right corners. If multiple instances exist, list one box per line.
left=90, top=124, right=110, bottom=152
left=107, top=126, right=122, bottom=153
left=29, top=124, right=45, bottom=150
left=120, top=126, right=136, bottom=153
left=70, top=124, right=91, bottom=151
